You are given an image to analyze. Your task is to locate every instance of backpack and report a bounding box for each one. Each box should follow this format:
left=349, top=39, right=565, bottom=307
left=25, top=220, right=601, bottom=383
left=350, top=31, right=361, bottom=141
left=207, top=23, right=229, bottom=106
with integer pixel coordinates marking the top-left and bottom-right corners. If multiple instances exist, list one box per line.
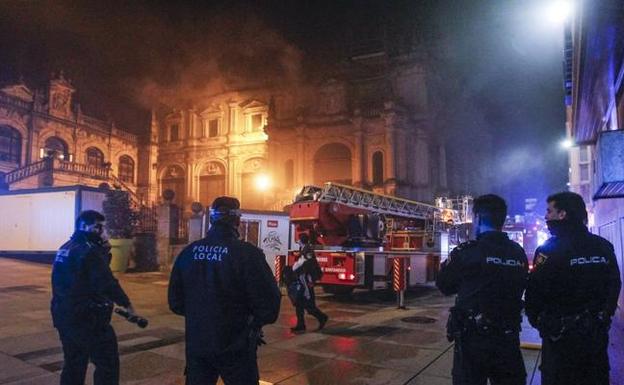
left=306, top=256, right=323, bottom=282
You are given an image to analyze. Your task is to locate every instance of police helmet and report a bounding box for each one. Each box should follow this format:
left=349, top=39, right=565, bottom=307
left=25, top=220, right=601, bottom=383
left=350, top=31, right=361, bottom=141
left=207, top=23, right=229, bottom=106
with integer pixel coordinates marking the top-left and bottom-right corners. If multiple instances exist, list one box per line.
left=209, top=196, right=242, bottom=225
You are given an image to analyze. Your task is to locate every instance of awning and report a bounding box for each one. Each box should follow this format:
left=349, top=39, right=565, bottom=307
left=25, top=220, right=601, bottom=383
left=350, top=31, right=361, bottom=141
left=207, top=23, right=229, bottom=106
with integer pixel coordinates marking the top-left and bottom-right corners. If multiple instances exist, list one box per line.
left=594, top=182, right=624, bottom=199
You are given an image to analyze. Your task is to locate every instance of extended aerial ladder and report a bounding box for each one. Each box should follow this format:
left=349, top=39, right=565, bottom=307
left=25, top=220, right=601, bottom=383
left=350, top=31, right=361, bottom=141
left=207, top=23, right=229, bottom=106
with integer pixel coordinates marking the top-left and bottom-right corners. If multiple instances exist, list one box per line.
left=286, top=182, right=472, bottom=295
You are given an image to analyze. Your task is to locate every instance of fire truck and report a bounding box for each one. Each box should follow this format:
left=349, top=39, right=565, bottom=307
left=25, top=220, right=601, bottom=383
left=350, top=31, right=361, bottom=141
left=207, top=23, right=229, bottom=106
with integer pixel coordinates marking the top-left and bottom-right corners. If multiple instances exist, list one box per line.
left=285, top=183, right=471, bottom=295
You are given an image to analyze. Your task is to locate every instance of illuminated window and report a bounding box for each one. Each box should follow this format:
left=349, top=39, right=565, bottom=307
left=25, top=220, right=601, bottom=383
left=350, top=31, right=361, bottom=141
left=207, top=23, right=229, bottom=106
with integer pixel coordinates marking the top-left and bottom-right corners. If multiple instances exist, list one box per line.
left=170, top=124, right=179, bottom=141
left=208, top=119, right=219, bottom=137
left=118, top=155, right=134, bottom=183
left=86, top=147, right=104, bottom=167
left=43, top=136, right=68, bottom=160
left=251, top=114, right=263, bottom=132
left=372, top=151, right=384, bottom=185
left=0, top=125, right=21, bottom=164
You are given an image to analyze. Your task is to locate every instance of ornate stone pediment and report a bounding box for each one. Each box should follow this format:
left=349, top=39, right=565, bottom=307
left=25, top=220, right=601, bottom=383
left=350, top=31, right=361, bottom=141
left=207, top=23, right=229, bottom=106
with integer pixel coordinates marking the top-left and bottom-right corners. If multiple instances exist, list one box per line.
left=200, top=104, right=222, bottom=116
left=239, top=99, right=267, bottom=111
left=242, top=157, right=265, bottom=173
left=1, top=83, right=34, bottom=102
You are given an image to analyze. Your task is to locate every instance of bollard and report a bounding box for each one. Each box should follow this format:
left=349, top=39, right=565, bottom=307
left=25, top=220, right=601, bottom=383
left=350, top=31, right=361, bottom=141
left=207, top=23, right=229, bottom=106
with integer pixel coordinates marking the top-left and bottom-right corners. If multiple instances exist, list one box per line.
left=275, top=254, right=285, bottom=286
left=392, top=257, right=407, bottom=309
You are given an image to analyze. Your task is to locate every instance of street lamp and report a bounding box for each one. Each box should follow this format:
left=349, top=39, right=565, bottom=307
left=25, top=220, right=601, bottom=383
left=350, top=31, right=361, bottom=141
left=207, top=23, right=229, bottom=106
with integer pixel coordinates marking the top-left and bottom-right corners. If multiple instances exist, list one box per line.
left=544, top=0, right=574, bottom=25
left=254, top=173, right=272, bottom=192
left=560, top=138, right=574, bottom=149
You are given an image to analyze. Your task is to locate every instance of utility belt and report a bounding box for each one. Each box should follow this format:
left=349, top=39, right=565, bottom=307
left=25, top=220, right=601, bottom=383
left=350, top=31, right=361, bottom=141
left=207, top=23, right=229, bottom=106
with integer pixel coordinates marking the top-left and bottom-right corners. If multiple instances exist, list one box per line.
left=86, top=297, right=114, bottom=330
left=537, top=309, right=610, bottom=342
left=446, top=307, right=519, bottom=342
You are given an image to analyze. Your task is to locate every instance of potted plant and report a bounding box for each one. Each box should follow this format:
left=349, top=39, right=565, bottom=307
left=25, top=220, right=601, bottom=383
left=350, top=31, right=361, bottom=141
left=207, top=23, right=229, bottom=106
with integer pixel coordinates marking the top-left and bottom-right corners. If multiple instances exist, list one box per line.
left=102, top=188, right=135, bottom=272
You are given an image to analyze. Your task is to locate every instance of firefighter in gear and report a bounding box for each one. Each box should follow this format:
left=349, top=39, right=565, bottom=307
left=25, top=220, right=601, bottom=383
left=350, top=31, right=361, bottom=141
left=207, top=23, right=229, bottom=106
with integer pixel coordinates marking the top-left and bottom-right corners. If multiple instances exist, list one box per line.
left=525, top=192, right=621, bottom=385
left=168, top=196, right=281, bottom=385
left=290, top=233, right=328, bottom=333
left=51, top=210, right=136, bottom=385
left=437, top=194, right=528, bottom=385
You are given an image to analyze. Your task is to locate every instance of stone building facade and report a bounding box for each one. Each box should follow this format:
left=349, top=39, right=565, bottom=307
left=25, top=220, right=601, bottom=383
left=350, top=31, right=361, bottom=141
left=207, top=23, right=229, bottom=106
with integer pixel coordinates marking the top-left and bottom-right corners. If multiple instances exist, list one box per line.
left=2, top=55, right=447, bottom=212
left=156, top=90, right=272, bottom=209
left=155, top=53, right=447, bottom=210
left=0, top=74, right=152, bottom=201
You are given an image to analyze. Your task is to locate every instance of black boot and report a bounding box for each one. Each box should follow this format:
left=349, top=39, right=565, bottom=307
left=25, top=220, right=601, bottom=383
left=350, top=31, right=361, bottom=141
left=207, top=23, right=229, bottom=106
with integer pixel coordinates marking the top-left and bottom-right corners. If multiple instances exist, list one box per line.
left=317, top=314, right=329, bottom=330
left=290, top=325, right=306, bottom=333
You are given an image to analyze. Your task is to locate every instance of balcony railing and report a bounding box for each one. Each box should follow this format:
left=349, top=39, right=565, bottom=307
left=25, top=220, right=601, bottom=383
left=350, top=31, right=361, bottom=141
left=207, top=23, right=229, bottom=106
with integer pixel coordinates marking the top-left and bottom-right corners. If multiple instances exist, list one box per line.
left=3, top=159, right=51, bottom=184
left=55, top=159, right=110, bottom=179
left=1, top=158, right=111, bottom=185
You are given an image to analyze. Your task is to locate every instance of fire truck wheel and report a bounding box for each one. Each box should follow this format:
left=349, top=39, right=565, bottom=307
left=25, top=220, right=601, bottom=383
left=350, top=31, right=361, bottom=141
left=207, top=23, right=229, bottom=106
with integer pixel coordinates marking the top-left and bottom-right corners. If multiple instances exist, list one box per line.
left=322, top=285, right=355, bottom=296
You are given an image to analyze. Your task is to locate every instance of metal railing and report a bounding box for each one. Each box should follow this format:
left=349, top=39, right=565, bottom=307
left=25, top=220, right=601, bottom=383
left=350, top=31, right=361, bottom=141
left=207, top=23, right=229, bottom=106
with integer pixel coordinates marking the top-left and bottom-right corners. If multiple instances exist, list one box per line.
left=135, top=204, right=158, bottom=233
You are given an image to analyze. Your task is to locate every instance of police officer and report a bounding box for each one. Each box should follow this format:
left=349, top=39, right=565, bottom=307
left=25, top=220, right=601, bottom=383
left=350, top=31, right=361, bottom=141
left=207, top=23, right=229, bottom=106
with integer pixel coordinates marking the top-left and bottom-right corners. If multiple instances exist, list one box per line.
left=525, top=192, right=621, bottom=385
left=168, top=196, right=281, bottom=385
left=51, top=210, right=136, bottom=385
left=437, top=194, right=528, bottom=385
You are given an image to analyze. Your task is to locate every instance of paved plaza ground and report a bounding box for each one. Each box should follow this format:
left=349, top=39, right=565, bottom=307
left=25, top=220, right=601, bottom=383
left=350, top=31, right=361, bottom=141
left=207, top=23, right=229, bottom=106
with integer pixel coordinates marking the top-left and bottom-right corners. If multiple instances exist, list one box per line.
left=0, top=257, right=621, bottom=385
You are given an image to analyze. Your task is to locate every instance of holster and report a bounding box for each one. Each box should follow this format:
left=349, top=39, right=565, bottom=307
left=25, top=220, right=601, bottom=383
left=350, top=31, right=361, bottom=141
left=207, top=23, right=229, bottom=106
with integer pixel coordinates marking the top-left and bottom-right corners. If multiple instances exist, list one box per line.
left=446, top=307, right=468, bottom=342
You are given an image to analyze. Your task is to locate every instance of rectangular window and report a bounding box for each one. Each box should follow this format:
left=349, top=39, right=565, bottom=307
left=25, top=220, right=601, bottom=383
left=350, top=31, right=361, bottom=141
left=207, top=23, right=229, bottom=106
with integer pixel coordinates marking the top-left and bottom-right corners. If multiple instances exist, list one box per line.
left=170, top=124, right=179, bottom=141
left=579, top=145, right=589, bottom=163
left=579, top=184, right=590, bottom=203
left=580, top=164, right=589, bottom=182
left=208, top=119, right=218, bottom=137
left=239, top=220, right=260, bottom=246
left=251, top=114, right=263, bottom=132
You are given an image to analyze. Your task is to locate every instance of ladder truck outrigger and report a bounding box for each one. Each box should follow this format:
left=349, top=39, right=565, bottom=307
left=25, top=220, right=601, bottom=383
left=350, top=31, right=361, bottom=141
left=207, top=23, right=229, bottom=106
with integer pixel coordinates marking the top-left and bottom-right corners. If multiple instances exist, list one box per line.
left=285, top=182, right=472, bottom=296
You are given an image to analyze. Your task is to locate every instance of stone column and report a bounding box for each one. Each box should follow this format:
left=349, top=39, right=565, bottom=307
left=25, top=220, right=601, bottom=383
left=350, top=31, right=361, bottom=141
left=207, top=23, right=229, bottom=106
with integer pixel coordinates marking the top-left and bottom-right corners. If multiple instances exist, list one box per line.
left=296, top=124, right=305, bottom=187
left=185, top=162, right=194, bottom=209
left=157, top=200, right=179, bottom=268
left=227, top=154, right=239, bottom=197
left=228, top=102, right=238, bottom=135
left=352, top=112, right=364, bottom=187
left=188, top=202, right=205, bottom=242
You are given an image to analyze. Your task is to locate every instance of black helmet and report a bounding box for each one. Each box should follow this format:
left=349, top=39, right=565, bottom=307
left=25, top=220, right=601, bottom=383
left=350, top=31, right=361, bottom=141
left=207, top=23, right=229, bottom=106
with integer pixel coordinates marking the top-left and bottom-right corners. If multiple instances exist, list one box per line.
left=209, top=196, right=241, bottom=225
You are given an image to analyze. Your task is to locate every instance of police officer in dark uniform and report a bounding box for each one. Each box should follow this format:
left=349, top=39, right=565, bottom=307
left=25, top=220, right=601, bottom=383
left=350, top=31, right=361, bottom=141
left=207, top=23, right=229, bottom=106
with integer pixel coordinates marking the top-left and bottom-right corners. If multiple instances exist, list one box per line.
left=525, top=192, right=621, bottom=385
left=51, top=210, right=136, bottom=385
left=437, top=194, right=528, bottom=385
left=168, top=196, right=281, bottom=385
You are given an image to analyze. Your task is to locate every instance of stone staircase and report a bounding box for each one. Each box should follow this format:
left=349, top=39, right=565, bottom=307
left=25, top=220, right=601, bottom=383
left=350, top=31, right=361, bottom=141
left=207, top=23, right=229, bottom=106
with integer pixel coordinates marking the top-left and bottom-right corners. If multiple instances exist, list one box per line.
left=1, top=157, right=111, bottom=188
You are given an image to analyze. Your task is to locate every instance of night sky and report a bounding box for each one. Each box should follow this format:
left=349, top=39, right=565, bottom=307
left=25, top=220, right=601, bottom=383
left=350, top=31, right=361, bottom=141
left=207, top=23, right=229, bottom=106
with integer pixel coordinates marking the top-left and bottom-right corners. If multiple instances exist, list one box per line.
left=0, top=0, right=567, bottom=215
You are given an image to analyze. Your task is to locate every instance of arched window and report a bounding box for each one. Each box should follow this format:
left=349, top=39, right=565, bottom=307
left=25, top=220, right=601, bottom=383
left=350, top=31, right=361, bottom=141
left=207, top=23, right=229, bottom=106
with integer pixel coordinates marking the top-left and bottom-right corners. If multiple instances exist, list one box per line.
left=118, top=155, right=134, bottom=183
left=0, top=125, right=21, bottom=164
left=372, top=151, right=384, bottom=185
left=284, top=159, right=294, bottom=188
left=43, top=137, right=69, bottom=160
left=313, top=143, right=352, bottom=186
left=86, top=147, right=104, bottom=167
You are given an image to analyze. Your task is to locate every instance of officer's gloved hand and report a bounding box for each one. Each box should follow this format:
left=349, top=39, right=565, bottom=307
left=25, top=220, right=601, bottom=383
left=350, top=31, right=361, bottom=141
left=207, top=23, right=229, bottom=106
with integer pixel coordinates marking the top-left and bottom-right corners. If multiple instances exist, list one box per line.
left=124, top=304, right=137, bottom=317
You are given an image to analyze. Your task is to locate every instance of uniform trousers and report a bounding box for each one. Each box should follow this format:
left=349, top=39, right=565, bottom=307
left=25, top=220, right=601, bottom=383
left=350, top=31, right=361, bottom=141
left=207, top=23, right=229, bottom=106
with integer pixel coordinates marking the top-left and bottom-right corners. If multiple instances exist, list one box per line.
left=452, top=330, right=526, bottom=385
left=185, top=348, right=259, bottom=385
left=58, top=325, right=119, bottom=385
left=540, top=328, right=610, bottom=385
